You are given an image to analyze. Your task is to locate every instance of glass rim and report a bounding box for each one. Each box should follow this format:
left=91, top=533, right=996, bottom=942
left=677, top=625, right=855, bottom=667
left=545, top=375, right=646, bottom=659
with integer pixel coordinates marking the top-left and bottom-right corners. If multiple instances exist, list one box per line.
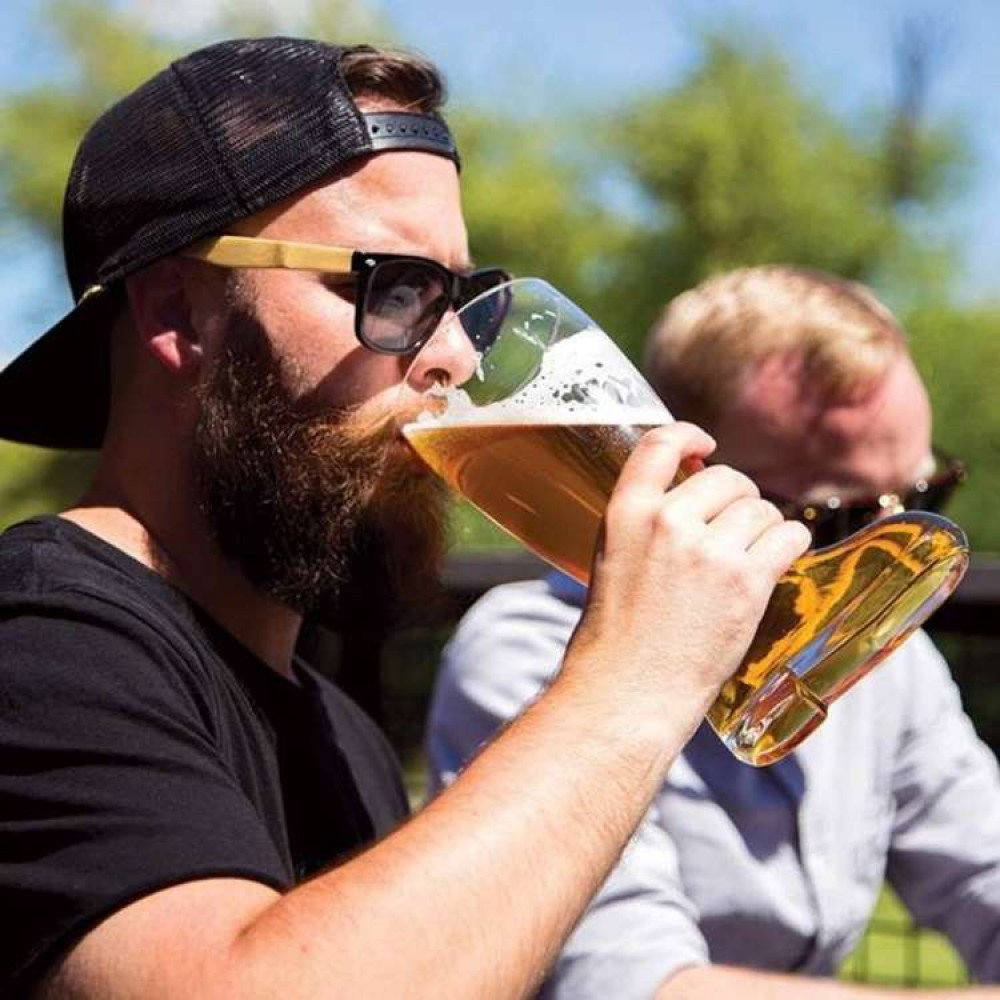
left=443, top=274, right=556, bottom=321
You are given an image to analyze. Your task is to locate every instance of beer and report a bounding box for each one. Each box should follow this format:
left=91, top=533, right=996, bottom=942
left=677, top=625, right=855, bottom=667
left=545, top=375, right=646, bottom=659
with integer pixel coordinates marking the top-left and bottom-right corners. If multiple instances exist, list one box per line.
left=404, top=418, right=661, bottom=583
left=404, top=415, right=969, bottom=765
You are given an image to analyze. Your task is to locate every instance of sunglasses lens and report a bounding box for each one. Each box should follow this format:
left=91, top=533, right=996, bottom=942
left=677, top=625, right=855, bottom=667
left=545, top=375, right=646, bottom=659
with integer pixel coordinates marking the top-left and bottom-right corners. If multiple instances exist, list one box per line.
left=459, top=271, right=512, bottom=351
left=906, top=479, right=958, bottom=514
left=776, top=454, right=965, bottom=550
left=363, top=260, right=450, bottom=352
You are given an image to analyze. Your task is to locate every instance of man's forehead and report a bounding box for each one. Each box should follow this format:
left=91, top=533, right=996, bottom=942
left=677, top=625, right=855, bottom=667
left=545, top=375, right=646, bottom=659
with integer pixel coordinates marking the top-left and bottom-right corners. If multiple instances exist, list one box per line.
left=716, top=349, right=933, bottom=496
left=231, top=151, right=469, bottom=266
left=734, top=349, right=919, bottom=429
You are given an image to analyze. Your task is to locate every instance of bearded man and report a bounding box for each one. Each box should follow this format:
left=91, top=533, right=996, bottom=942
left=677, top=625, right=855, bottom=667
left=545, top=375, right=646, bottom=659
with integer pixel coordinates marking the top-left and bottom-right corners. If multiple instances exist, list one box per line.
left=0, top=39, right=808, bottom=998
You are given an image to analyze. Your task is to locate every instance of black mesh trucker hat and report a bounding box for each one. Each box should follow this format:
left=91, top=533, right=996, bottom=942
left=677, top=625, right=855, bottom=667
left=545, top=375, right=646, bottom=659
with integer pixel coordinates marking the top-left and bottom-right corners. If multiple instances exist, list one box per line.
left=0, top=37, right=460, bottom=450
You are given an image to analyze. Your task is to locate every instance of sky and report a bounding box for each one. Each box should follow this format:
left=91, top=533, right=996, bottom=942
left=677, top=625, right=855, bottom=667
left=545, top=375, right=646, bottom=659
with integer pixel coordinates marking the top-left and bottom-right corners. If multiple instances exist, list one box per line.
left=1, top=0, right=998, bottom=364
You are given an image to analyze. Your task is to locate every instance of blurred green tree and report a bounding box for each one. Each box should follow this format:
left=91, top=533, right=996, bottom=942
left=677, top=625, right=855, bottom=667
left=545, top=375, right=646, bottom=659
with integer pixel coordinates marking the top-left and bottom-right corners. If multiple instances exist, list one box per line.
left=452, top=110, right=628, bottom=319
left=907, top=303, right=1000, bottom=552
left=0, top=442, right=97, bottom=531
left=1, top=6, right=996, bottom=557
left=601, top=34, right=966, bottom=358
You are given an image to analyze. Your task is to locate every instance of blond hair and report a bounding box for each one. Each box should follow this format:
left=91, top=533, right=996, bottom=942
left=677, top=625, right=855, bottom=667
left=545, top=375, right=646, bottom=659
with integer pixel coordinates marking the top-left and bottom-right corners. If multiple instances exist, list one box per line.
left=644, top=266, right=907, bottom=431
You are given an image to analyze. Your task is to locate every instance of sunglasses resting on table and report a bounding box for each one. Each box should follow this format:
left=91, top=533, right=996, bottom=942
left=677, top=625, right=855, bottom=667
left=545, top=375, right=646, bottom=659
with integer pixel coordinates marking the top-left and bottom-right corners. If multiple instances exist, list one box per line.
left=762, top=448, right=967, bottom=549
left=182, top=234, right=511, bottom=355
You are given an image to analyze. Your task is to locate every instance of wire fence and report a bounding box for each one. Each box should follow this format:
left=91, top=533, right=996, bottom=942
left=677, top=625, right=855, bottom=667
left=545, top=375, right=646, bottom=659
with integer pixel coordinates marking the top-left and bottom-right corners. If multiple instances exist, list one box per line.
left=838, top=887, right=968, bottom=985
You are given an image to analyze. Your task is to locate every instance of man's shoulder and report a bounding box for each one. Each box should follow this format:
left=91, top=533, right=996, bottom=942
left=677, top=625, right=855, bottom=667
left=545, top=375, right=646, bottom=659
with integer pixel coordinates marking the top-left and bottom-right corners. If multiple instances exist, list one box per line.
left=762, top=628, right=957, bottom=790
left=827, top=628, right=951, bottom=721
left=438, top=576, right=583, bottom=697
left=665, top=632, right=954, bottom=791
left=0, top=515, right=155, bottom=606
left=0, top=515, right=65, bottom=595
left=446, top=576, right=582, bottom=660
left=0, top=516, right=218, bottom=695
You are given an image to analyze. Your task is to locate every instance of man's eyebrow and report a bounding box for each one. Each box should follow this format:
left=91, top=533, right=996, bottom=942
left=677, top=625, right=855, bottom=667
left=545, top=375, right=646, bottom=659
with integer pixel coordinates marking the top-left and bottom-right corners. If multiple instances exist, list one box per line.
left=315, top=248, right=476, bottom=275
left=346, top=243, right=476, bottom=272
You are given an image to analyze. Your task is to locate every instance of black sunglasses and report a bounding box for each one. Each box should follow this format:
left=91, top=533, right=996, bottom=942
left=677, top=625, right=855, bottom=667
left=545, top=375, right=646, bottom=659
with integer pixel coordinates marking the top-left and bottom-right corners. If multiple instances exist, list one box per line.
left=762, top=448, right=967, bottom=549
left=183, top=235, right=511, bottom=355
left=349, top=252, right=512, bottom=355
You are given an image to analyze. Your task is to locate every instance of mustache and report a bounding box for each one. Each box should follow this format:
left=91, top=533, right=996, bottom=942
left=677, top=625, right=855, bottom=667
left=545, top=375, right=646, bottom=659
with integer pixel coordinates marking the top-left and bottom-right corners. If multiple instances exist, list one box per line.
left=294, top=392, right=430, bottom=445
left=298, top=398, right=440, bottom=493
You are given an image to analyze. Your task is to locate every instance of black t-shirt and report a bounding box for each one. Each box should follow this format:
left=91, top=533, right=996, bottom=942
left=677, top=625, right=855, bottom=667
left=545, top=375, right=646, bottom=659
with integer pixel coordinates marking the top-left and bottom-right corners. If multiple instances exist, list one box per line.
left=0, top=516, right=409, bottom=995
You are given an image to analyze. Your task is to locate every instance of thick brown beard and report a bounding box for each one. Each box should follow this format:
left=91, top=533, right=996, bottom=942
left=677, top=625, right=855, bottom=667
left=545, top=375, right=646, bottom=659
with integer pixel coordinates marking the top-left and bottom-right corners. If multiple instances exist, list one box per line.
left=193, top=306, right=449, bottom=631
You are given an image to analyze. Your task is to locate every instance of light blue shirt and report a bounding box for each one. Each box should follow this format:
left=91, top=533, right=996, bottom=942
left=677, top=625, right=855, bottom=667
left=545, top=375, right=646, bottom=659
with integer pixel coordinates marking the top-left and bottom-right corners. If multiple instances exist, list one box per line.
left=427, top=573, right=1000, bottom=997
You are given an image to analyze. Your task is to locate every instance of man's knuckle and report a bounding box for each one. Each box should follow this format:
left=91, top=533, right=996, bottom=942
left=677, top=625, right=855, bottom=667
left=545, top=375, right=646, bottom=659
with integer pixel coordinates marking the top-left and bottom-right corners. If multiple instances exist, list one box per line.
left=606, top=493, right=645, bottom=526
left=690, top=539, right=729, bottom=576
left=714, top=553, right=752, bottom=592
left=755, top=497, right=783, bottom=524
left=727, top=468, right=759, bottom=497
left=652, top=504, right=685, bottom=538
left=642, top=426, right=681, bottom=454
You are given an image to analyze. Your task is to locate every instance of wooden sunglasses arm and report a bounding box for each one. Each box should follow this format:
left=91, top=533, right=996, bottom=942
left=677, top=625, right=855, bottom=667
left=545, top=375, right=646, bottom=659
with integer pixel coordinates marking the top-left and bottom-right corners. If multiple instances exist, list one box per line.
left=181, top=235, right=355, bottom=274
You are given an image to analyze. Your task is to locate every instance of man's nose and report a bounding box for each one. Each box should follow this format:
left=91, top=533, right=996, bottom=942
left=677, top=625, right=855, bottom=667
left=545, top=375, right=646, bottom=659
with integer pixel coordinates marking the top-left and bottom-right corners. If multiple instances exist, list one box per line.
left=406, top=311, right=479, bottom=391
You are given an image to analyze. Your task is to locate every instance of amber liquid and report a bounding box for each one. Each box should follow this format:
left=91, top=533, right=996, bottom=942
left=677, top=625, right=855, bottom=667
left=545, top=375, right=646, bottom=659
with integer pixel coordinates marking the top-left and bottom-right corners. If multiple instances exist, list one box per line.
left=404, top=420, right=969, bottom=765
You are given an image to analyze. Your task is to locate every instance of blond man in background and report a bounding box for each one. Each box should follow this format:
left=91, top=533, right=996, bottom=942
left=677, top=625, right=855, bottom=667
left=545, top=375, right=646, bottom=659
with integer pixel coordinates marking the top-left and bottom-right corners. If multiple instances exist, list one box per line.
left=428, top=266, right=1000, bottom=997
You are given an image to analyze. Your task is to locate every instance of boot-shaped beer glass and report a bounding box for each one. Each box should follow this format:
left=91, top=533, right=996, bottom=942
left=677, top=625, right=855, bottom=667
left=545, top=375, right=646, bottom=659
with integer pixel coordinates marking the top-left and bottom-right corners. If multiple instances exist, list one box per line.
left=402, top=278, right=969, bottom=765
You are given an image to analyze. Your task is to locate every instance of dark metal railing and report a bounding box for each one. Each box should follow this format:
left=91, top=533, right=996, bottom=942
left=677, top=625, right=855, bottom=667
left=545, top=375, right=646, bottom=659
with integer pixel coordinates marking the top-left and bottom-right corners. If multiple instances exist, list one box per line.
left=326, top=551, right=1000, bottom=721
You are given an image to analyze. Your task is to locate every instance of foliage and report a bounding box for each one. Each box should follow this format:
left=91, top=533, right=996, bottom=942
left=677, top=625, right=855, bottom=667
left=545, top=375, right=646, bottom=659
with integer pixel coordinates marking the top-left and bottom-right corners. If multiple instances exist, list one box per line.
left=452, top=110, right=630, bottom=323
left=906, top=302, right=1000, bottom=553
left=838, top=885, right=966, bottom=985
left=0, top=0, right=393, bottom=239
left=600, top=35, right=964, bottom=358
left=0, top=442, right=97, bottom=531
left=0, top=5, right=994, bottom=557
left=0, top=2, right=176, bottom=239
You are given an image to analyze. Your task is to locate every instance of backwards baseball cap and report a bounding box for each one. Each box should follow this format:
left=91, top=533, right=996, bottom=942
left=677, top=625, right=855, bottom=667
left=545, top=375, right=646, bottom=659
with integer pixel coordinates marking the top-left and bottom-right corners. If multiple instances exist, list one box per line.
left=0, top=36, right=460, bottom=449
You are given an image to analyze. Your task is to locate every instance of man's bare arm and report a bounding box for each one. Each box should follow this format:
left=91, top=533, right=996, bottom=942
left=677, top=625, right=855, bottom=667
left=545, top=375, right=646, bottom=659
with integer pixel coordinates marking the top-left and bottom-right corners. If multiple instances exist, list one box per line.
left=659, top=964, right=1000, bottom=999
left=40, top=424, right=810, bottom=1000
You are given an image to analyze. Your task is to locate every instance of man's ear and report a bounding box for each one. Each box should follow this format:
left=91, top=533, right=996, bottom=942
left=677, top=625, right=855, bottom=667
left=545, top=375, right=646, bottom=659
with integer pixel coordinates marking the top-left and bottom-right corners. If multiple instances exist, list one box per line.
left=124, top=259, right=215, bottom=377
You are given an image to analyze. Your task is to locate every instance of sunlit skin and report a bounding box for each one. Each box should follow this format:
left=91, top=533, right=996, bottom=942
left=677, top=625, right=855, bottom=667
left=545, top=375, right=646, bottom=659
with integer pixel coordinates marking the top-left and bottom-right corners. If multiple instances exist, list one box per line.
left=711, top=348, right=934, bottom=507
left=61, top=150, right=476, bottom=678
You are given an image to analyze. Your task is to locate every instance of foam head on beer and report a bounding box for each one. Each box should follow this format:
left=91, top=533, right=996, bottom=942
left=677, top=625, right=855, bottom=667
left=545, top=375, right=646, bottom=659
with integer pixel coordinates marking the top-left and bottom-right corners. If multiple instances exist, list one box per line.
left=408, top=326, right=671, bottom=429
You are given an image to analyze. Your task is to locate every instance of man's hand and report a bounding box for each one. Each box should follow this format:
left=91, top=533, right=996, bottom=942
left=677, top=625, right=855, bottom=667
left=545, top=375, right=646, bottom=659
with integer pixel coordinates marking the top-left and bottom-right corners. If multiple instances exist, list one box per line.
left=564, top=422, right=810, bottom=733
left=660, top=963, right=1000, bottom=999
